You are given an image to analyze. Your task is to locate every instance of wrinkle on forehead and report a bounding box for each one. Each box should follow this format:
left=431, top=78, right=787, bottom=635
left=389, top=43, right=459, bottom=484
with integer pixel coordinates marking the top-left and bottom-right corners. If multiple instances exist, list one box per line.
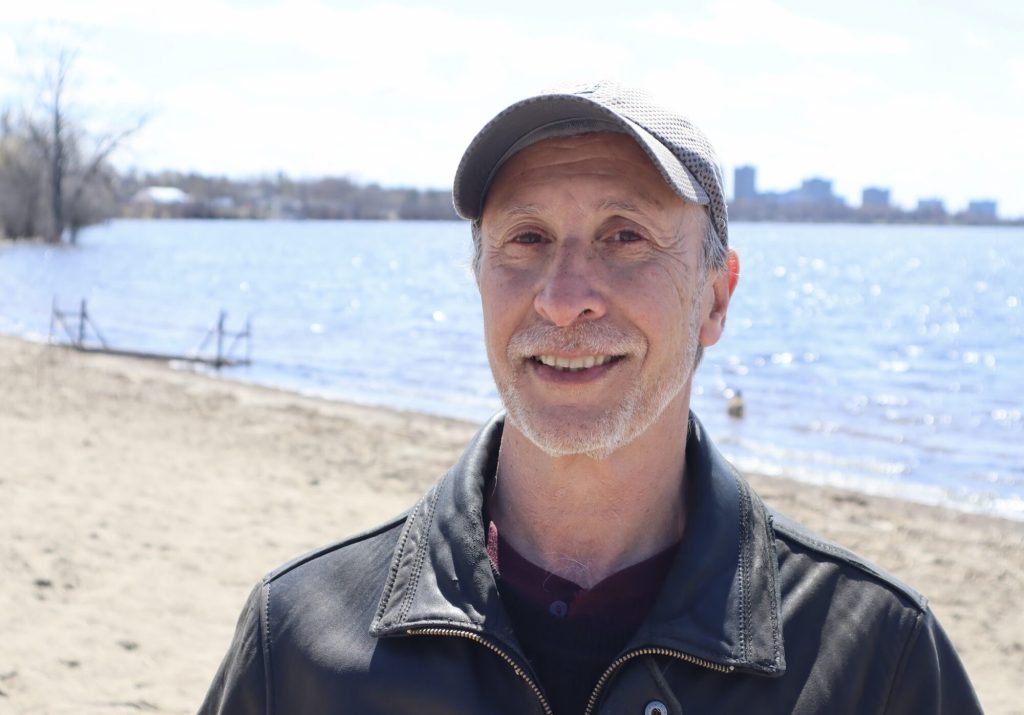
left=485, top=174, right=673, bottom=221
left=500, top=204, right=543, bottom=218
left=483, top=132, right=684, bottom=218
left=598, top=197, right=670, bottom=213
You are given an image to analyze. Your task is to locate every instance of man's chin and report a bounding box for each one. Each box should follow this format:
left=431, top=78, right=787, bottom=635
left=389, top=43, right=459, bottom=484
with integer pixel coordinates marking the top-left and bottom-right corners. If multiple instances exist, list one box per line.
left=503, top=403, right=634, bottom=461
left=499, top=370, right=692, bottom=461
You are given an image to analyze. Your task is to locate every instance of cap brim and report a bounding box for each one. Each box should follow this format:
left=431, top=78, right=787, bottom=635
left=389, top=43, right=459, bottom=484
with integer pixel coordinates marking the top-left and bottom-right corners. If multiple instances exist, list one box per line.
left=453, top=93, right=710, bottom=220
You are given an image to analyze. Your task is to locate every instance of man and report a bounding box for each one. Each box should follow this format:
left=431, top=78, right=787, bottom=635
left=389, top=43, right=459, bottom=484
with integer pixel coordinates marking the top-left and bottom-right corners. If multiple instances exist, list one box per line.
left=200, top=82, right=980, bottom=714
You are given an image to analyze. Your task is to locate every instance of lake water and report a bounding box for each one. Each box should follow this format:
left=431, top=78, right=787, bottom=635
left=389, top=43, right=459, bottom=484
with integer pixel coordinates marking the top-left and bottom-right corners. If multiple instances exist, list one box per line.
left=2, top=219, right=1022, bottom=520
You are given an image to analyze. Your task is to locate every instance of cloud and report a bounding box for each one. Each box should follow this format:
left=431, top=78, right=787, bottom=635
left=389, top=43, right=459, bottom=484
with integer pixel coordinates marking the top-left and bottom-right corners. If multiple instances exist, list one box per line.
left=69, top=1, right=637, bottom=185
left=0, top=36, right=18, bottom=97
left=1010, top=57, right=1024, bottom=92
left=637, top=0, right=911, bottom=56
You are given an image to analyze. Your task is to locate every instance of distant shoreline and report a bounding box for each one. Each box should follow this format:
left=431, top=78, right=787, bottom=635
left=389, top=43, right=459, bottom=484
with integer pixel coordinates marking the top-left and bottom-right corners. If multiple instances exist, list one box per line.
left=115, top=173, right=1023, bottom=226
left=113, top=213, right=1024, bottom=227
left=6, top=217, right=1023, bottom=246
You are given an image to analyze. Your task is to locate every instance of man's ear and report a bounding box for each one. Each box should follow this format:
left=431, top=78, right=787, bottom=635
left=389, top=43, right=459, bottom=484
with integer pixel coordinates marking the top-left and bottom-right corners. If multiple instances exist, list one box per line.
left=726, top=249, right=740, bottom=295
left=699, top=249, right=739, bottom=347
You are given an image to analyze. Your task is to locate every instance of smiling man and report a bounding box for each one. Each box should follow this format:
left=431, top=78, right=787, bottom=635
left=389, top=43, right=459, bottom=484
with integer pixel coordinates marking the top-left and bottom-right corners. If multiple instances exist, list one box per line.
left=200, top=82, right=980, bottom=714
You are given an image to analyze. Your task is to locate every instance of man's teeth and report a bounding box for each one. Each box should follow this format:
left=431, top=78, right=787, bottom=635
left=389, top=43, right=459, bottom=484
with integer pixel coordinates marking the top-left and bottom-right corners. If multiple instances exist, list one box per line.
left=536, top=355, right=614, bottom=370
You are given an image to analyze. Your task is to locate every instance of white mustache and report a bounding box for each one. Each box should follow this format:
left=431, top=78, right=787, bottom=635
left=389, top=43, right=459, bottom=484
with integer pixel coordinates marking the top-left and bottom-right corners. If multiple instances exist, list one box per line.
left=507, top=322, right=644, bottom=358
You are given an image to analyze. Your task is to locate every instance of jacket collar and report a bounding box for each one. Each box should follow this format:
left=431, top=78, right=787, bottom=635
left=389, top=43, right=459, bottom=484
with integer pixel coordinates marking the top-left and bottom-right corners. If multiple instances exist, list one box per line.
left=370, top=413, right=785, bottom=676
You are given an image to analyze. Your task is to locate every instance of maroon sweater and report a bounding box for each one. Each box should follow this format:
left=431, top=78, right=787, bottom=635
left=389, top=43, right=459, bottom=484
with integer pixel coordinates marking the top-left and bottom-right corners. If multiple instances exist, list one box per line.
left=487, top=521, right=676, bottom=714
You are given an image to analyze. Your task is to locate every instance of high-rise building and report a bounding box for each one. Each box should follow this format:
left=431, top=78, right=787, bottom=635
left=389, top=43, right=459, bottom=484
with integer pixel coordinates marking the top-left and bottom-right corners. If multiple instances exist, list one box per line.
left=734, top=166, right=757, bottom=201
left=862, top=187, right=890, bottom=208
left=916, top=198, right=947, bottom=218
left=800, top=178, right=835, bottom=204
left=966, top=200, right=997, bottom=219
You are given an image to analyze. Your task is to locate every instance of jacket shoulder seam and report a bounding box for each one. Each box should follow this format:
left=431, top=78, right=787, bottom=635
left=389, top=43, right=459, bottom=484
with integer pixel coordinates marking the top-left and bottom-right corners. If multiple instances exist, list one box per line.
left=880, top=608, right=925, bottom=713
left=264, top=511, right=410, bottom=583
left=768, top=508, right=927, bottom=610
left=260, top=580, right=273, bottom=714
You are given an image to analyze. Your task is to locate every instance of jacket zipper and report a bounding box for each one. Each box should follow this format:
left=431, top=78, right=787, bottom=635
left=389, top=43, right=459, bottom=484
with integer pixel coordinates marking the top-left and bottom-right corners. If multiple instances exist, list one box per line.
left=583, top=647, right=735, bottom=715
left=407, top=627, right=554, bottom=715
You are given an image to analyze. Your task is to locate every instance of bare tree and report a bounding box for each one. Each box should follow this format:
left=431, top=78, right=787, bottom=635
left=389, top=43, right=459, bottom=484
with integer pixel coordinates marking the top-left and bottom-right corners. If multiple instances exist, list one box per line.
left=0, top=50, right=145, bottom=243
left=0, top=110, right=46, bottom=239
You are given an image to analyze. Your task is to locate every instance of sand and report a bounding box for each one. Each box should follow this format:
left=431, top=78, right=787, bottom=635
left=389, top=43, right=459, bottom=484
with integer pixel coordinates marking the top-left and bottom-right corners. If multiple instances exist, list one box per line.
left=1, top=334, right=1021, bottom=714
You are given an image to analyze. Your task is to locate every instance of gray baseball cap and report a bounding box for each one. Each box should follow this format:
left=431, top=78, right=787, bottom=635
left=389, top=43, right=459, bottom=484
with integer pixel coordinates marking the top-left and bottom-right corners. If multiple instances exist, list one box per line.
left=452, top=80, right=729, bottom=245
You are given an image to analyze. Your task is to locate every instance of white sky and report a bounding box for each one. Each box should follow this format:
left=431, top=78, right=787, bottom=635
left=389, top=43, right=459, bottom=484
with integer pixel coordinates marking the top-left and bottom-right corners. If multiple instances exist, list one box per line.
left=2, top=0, right=1022, bottom=216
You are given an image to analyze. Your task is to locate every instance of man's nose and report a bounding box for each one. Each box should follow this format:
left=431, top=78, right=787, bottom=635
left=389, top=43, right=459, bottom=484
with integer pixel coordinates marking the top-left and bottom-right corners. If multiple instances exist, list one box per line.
left=533, top=238, right=608, bottom=327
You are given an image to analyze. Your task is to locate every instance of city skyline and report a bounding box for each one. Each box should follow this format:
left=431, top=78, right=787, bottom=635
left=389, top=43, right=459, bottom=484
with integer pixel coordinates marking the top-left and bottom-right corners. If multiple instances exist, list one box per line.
left=731, top=164, right=1004, bottom=218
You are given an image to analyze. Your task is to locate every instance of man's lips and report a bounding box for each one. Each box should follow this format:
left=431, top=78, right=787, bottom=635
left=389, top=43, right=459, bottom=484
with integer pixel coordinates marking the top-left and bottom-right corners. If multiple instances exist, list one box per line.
left=531, top=354, right=624, bottom=372
left=509, top=321, right=642, bottom=375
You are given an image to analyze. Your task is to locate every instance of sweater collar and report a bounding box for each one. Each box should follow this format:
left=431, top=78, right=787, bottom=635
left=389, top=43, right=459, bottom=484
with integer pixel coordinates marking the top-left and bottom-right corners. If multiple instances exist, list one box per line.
left=370, top=412, right=785, bottom=676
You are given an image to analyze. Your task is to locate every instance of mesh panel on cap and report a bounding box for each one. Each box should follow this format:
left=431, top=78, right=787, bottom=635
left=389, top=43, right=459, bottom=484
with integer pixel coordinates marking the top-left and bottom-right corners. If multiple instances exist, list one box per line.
left=569, top=82, right=729, bottom=245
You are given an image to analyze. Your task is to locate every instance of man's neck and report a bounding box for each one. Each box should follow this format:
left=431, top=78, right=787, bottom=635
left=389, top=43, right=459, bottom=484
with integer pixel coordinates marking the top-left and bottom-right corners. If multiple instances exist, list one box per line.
left=488, top=396, right=690, bottom=589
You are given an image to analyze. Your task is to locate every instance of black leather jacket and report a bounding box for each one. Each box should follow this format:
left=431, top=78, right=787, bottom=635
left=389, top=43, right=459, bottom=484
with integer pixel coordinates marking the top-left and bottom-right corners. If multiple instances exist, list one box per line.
left=199, top=414, right=981, bottom=714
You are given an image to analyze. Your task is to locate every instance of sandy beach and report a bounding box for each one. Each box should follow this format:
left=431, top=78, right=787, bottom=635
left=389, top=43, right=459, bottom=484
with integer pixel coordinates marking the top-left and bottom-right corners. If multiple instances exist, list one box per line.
left=1, top=334, right=1021, bottom=714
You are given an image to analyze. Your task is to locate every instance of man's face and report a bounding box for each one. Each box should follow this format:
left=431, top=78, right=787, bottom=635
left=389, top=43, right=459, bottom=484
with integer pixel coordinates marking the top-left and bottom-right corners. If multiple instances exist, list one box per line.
left=477, top=132, right=730, bottom=459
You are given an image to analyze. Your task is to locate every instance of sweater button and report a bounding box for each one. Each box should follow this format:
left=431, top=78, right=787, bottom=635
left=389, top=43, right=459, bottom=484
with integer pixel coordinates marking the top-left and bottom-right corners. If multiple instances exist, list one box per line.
left=548, top=600, right=568, bottom=617
left=644, top=701, right=668, bottom=715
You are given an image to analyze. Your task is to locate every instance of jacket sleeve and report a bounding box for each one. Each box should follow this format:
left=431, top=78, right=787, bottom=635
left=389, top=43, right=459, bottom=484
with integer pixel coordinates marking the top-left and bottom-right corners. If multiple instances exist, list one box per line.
left=198, top=583, right=269, bottom=715
left=884, top=607, right=983, bottom=714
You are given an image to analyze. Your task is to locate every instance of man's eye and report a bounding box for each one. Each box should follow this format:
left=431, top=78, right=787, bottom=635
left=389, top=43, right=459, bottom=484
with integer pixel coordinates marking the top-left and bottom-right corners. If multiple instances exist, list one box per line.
left=611, top=230, right=643, bottom=242
left=512, top=232, right=545, bottom=244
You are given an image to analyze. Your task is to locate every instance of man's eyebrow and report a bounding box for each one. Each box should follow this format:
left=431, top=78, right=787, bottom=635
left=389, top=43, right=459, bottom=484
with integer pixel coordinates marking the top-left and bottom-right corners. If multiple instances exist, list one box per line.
left=500, top=204, right=542, bottom=217
left=599, top=199, right=641, bottom=213
left=599, top=198, right=663, bottom=213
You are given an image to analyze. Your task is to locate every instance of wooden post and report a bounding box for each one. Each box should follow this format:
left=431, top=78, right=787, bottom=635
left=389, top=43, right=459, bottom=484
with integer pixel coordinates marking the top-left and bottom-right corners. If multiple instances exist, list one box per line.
left=49, top=297, right=56, bottom=344
left=216, top=310, right=226, bottom=369
left=78, top=299, right=87, bottom=346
